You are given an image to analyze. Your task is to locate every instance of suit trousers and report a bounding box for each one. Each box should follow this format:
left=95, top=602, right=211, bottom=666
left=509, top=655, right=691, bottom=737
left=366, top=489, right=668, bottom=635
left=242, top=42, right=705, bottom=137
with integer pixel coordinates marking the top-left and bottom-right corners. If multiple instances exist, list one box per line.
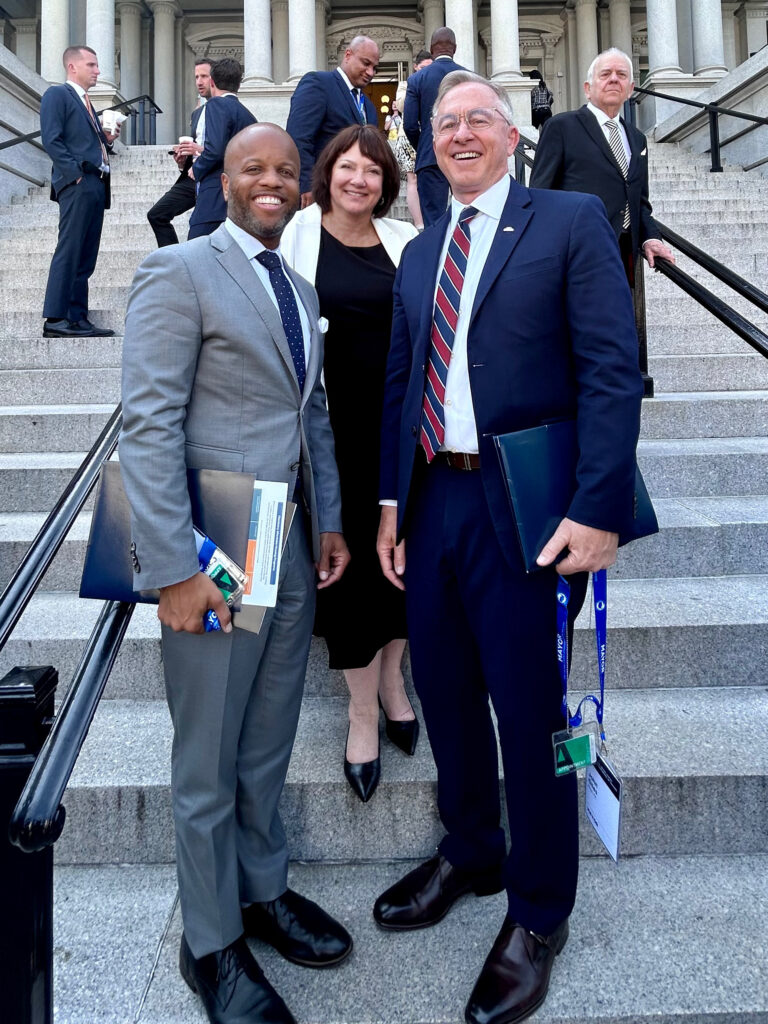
left=404, top=461, right=587, bottom=936
left=161, top=521, right=315, bottom=959
left=416, top=165, right=451, bottom=227
left=43, top=173, right=106, bottom=321
left=147, top=174, right=196, bottom=247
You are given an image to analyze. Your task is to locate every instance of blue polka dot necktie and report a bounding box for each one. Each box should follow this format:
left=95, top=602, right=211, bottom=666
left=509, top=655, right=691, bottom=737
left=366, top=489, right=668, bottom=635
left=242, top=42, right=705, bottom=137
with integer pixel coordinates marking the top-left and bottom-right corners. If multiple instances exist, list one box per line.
left=255, top=249, right=306, bottom=394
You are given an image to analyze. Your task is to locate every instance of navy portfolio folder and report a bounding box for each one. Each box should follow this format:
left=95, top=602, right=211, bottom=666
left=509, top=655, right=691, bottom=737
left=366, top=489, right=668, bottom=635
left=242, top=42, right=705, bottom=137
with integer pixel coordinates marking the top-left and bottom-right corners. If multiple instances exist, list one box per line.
left=493, top=420, right=658, bottom=573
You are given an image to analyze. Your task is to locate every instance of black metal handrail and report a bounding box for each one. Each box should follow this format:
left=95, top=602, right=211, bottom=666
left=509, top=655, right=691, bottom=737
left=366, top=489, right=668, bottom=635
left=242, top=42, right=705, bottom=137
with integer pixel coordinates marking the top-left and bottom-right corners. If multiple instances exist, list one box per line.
left=9, top=599, right=134, bottom=853
left=631, top=84, right=768, bottom=173
left=0, top=127, right=43, bottom=152
left=0, top=93, right=162, bottom=151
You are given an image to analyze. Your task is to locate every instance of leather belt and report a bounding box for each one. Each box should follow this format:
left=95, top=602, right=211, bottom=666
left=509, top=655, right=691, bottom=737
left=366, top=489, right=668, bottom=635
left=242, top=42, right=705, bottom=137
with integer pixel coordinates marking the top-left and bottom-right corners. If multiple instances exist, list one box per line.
left=432, top=451, right=480, bottom=471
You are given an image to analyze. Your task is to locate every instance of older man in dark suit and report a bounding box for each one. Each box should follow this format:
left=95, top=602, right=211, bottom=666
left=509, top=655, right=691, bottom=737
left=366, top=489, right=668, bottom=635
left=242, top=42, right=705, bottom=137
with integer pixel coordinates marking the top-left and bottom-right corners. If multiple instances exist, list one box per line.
left=40, top=45, right=119, bottom=338
left=404, top=27, right=464, bottom=226
left=286, top=35, right=379, bottom=206
left=530, top=47, right=674, bottom=283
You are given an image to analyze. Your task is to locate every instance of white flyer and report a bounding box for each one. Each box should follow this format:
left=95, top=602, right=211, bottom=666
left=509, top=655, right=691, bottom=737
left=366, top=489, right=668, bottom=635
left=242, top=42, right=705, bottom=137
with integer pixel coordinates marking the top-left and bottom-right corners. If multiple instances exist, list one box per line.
left=242, top=480, right=289, bottom=609
left=585, top=752, right=623, bottom=863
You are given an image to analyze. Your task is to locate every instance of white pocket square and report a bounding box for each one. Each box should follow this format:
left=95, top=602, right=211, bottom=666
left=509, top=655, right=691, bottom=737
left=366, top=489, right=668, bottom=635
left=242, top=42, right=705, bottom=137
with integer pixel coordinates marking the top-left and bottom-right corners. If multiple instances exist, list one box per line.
left=318, top=317, right=329, bottom=333
left=640, top=148, right=647, bottom=156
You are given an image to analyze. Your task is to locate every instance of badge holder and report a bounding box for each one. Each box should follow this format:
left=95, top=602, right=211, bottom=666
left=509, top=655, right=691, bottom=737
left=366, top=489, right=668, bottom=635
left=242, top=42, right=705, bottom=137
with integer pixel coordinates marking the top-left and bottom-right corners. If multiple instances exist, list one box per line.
left=553, top=721, right=598, bottom=776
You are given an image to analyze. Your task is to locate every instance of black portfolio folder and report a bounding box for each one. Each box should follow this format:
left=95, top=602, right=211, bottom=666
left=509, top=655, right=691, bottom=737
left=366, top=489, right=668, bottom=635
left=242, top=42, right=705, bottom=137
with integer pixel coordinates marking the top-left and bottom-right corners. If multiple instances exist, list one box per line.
left=79, top=461, right=256, bottom=604
left=493, top=420, right=658, bottom=573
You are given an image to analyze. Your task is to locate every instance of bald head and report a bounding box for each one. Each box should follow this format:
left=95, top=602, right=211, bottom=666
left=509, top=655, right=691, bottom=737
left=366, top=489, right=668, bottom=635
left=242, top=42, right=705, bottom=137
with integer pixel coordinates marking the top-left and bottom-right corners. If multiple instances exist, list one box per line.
left=222, top=124, right=300, bottom=248
left=340, top=35, right=379, bottom=88
left=430, top=28, right=456, bottom=57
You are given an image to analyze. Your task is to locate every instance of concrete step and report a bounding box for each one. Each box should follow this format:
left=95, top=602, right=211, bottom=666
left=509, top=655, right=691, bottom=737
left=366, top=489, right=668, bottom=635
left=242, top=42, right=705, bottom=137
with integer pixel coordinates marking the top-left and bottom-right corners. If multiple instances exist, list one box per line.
left=0, top=309, right=122, bottom=338
left=53, top=685, right=768, bottom=864
left=0, top=404, right=114, bottom=452
left=0, top=336, right=122, bottom=369
left=4, top=495, right=768, bottom=592
left=0, top=285, right=129, bottom=314
left=645, top=288, right=768, bottom=329
left=647, top=323, right=761, bottom=355
left=2, top=575, right=766, bottom=706
left=0, top=366, right=122, bottom=404
left=649, top=353, right=768, bottom=392
left=639, top=391, right=768, bottom=438
left=53, top=854, right=768, bottom=1024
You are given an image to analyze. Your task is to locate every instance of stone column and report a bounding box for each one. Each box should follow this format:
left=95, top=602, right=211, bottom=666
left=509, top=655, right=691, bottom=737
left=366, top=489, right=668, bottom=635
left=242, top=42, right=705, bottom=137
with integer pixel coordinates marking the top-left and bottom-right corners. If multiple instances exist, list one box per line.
left=86, top=0, right=117, bottom=88
left=691, top=0, right=728, bottom=75
left=422, top=0, right=444, bottom=49
left=722, top=2, right=740, bottom=70
left=271, top=0, right=289, bottom=83
left=40, top=0, right=70, bottom=83
left=490, top=0, right=521, bottom=82
left=315, top=0, right=327, bottom=72
left=562, top=6, right=580, bottom=108
left=175, top=15, right=185, bottom=136
left=70, top=0, right=87, bottom=46
left=243, top=0, right=273, bottom=85
left=11, top=19, right=38, bottom=73
left=608, top=0, right=633, bottom=57
left=646, top=0, right=682, bottom=75
left=574, top=0, right=599, bottom=85
left=288, top=0, right=316, bottom=80
left=117, top=2, right=142, bottom=103
left=445, top=0, right=474, bottom=70
left=148, top=0, right=177, bottom=143
left=675, top=0, right=693, bottom=72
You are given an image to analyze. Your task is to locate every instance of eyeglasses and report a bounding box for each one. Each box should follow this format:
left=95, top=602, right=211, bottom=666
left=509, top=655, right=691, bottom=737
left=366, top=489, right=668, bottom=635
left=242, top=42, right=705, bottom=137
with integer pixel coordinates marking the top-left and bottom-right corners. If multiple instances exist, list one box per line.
left=432, top=107, right=511, bottom=137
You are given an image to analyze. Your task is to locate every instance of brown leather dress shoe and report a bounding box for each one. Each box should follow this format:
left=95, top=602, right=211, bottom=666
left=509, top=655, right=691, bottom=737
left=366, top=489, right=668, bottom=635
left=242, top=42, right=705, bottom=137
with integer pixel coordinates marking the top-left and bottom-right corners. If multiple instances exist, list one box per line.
left=373, top=853, right=504, bottom=931
left=464, top=918, right=569, bottom=1024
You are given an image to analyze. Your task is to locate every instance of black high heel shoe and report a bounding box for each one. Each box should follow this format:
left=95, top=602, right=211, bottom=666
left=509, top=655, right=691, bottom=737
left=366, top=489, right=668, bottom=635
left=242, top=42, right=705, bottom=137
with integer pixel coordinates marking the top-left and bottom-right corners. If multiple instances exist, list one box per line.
left=378, top=695, right=420, bottom=756
left=343, top=724, right=380, bottom=803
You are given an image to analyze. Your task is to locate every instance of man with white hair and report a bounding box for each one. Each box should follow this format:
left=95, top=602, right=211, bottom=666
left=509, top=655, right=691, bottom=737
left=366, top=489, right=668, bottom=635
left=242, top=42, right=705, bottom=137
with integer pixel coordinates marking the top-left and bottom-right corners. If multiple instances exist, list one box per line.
left=530, top=47, right=674, bottom=282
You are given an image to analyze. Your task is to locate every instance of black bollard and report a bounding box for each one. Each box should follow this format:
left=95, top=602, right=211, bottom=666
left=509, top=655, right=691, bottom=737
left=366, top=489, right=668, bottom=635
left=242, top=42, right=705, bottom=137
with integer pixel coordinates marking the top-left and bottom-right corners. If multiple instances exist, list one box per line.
left=0, top=666, right=58, bottom=1024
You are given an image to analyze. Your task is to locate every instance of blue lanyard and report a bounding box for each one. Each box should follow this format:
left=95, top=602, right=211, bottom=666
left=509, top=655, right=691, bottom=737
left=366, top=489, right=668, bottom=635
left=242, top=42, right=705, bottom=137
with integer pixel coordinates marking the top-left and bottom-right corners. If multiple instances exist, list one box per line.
left=555, top=570, right=607, bottom=742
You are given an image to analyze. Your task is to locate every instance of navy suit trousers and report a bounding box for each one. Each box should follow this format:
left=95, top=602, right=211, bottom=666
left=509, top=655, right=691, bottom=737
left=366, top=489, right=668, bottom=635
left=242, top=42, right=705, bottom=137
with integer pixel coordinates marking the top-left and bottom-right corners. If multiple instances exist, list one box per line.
left=404, top=460, right=587, bottom=935
left=417, top=165, right=451, bottom=227
left=43, top=173, right=107, bottom=321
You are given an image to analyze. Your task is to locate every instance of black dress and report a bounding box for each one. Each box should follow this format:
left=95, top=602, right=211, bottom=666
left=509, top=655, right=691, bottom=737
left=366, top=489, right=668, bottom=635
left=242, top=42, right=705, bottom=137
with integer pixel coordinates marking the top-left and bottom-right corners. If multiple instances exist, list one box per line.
left=313, top=226, right=407, bottom=669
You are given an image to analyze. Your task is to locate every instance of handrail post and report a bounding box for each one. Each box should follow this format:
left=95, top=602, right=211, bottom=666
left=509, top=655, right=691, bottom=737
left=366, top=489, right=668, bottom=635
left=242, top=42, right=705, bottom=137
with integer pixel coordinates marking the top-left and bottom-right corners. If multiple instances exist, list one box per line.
left=514, top=149, right=525, bottom=184
left=633, top=258, right=654, bottom=397
left=149, top=106, right=157, bottom=146
left=138, top=97, right=146, bottom=146
left=708, top=103, right=723, bottom=172
left=0, top=666, right=58, bottom=1024
left=130, top=108, right=137, bottom=147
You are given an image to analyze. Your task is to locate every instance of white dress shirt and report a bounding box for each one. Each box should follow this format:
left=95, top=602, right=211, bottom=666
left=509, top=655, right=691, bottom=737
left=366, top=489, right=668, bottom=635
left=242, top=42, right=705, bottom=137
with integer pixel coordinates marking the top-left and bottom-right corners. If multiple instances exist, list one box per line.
left=587, top=101, right=631, bottom=165
left=223, top=218, right=311, bottom=365
left=438, top=173, right=512, bottom=453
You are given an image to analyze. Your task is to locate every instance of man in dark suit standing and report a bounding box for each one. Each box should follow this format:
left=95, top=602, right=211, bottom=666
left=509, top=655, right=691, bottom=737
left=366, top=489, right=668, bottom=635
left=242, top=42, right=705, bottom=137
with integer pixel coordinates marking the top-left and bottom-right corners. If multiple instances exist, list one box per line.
left=187, top=58, right=256, bottom=240
left=41, top=45, right=120, bottom=338
left=530, top=47, right=674, bottom=283
left=286, top=35, right=379, bottom=207
left=404, top=27, right=464, bottom=227
left=375, top=71, right=643, bottom=1024
left=146, top=59, right=212, bottom=247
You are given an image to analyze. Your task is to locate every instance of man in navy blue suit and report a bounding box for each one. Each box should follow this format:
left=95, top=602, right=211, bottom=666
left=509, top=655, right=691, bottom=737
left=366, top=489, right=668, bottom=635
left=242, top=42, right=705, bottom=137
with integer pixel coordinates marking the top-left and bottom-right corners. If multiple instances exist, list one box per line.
left=187, top=58, right=256, bottom=239
left=374, top=71, right=643, bottom=1024
left=41, top=45, right=120, bottom=338
left=404, top=27, right=464, bottom=226
left=285, top=35, right=379, bottom=206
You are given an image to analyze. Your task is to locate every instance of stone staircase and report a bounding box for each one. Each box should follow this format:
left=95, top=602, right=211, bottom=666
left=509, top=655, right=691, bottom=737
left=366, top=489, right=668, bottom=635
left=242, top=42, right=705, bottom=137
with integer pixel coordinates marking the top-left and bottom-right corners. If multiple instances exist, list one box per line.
left=0, top=143, right=766, bottom=1023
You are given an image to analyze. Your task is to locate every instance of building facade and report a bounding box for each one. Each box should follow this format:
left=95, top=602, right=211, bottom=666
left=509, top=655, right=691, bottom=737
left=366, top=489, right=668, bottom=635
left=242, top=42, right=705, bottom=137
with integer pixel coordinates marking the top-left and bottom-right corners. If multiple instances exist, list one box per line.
left=3, top=1, right=767, bottom=141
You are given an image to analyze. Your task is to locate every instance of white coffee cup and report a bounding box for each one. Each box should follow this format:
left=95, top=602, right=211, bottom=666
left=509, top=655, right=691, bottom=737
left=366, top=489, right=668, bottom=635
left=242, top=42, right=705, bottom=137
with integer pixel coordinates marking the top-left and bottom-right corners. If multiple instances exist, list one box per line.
left=178, top=135, right=194, bottom=145
left=102, top=109, right=125, bottom=134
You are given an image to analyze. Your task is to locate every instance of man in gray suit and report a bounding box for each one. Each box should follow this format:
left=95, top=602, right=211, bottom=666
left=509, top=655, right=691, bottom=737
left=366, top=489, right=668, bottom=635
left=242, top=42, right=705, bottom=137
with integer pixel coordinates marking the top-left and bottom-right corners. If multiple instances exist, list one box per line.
left=120, top=123, right=351, bottom=1024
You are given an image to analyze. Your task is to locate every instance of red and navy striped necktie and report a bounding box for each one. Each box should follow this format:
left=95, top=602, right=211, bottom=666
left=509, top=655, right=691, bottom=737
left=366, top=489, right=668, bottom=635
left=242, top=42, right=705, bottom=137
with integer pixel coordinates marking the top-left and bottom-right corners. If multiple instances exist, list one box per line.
left=420, top=205, right=478, bottom=462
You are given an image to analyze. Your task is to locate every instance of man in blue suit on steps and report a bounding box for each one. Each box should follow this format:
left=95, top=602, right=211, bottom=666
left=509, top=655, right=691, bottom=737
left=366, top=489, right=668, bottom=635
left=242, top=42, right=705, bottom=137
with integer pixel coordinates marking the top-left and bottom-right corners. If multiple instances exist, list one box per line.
left=286, top=35, right=379, bottom=207
left=374, top=71, right=643, bottom=1024
left=41, top=45, right=119, bottom=338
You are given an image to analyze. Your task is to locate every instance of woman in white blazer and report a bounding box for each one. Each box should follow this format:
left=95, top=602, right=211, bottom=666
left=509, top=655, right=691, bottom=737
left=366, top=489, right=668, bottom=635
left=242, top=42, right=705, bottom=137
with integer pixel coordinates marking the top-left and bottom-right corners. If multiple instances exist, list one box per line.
left=282, top=125, right=418, bottom=804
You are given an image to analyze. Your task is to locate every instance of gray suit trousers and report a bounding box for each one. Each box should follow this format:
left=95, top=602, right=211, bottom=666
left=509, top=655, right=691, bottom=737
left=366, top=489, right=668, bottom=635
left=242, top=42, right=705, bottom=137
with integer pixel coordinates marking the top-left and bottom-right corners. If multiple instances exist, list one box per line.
left=162, top=521, right=315, bottom=958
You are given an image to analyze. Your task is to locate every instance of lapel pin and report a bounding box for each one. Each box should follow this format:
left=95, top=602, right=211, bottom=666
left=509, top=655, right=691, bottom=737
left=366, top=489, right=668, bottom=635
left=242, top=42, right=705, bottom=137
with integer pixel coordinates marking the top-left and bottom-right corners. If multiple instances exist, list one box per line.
left=503, top=226, right=515, bottom=232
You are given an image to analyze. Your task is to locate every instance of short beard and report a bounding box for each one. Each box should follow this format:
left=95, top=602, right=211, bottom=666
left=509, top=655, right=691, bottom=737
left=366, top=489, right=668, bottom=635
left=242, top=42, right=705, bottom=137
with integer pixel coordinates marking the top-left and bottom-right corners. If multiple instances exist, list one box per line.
left=228, top=192, right=299, bottom=243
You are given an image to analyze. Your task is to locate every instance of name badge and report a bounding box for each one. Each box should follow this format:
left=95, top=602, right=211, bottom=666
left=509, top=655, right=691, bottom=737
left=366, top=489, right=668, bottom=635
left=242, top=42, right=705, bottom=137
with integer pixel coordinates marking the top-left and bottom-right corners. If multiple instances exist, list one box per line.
left=585, top=752, right=623, bottom=862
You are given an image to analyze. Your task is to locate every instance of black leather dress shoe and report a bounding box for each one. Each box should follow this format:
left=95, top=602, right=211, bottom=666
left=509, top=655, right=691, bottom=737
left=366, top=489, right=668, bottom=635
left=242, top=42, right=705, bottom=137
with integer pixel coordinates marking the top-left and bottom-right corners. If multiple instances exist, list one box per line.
left=43, top=318, right=85, bottom=338
left=242, top=888, right=352, bottom=967
left=378, top=695, right=420, bottom=756
left=373, top=852, right=504, bottom=931
left=343, top=724, right=380, bottom=802
left=74, top=318, right=115, bottom=337
left=179, top=933, right=295, bottom=1024
left=464, top=918, right=569, bottom=1024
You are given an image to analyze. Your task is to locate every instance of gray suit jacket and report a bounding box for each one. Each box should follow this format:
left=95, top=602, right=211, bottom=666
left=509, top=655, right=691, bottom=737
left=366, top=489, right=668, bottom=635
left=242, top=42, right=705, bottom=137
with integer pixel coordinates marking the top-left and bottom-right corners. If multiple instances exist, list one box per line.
left=119, top=224, right=342, bottom=591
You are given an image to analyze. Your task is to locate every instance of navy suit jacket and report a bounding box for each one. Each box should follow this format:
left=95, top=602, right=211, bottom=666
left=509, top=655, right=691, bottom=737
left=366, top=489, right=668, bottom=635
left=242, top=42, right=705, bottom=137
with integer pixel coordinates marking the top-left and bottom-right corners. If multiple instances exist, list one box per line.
left=404, top=57, right=465, bottom=172
left=529, top=105, right=661, bottom=256
left=190, top=95, right=256, bottom=228
left=379, top=177, right=644, bottom=564
left=40, top=82, right=113, bottom=207
left=286, top=69, right=378, bottom=193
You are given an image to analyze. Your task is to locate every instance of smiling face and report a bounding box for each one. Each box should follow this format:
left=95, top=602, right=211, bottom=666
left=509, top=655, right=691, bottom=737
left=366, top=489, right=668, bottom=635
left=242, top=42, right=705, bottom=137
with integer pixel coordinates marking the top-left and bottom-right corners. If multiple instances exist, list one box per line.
left=433, top=82, right=519, bottom=205
left=328, top=142, right=384, bottom=220
left=67, top=48, right=100, bottom=91
left=341, top=39, right=379, bottom=88
left=222, top=125, right=301, bottom=249
left=584, top=53, right=634, bottom=118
